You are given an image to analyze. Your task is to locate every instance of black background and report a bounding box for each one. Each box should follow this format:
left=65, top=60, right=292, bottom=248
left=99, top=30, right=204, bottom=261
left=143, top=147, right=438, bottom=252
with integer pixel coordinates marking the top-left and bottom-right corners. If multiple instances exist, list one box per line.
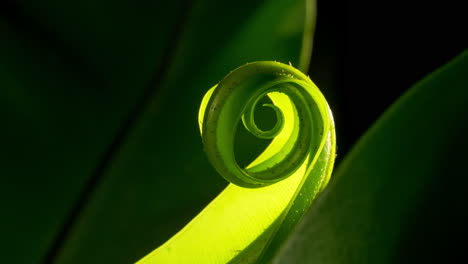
left=311, top=0, right=466, bottom=157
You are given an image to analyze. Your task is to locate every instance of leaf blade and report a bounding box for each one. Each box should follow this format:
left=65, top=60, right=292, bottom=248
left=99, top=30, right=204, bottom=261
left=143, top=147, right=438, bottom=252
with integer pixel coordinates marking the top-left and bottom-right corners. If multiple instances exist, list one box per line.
left=50, top=0, right=317, bottom=263
left=275, top=49, right=468, bottom=263
left=0, top=1, right=184, bottom=262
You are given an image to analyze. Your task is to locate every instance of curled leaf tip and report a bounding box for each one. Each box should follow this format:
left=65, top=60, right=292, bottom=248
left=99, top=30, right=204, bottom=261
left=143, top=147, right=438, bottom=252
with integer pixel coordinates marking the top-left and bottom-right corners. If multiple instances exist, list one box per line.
left=198, top=61, right=333, bottom=189
left=138, top=61, right=335, bottom=264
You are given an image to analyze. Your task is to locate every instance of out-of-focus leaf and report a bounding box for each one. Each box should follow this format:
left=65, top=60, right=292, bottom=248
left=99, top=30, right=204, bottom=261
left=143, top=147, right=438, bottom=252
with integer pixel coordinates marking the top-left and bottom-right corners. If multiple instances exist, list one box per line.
left=274, top=49, right=468, bottom=263
left=0, top=1, right=183, bottom=262
left=42, top=0, right=315, bottom=264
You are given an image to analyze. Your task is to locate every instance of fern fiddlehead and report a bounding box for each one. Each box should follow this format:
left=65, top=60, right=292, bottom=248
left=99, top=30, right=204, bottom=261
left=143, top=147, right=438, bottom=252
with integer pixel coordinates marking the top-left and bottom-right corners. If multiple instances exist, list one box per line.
left=138, top=61, right=335, bottom=264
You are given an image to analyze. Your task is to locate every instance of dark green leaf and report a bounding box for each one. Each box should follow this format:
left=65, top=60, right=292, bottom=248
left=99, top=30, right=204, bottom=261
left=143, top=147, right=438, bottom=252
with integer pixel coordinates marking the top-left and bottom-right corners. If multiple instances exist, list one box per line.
left=275, top=49, right=468, bottom=263
left=0, top=1, right=183, bottom=262
left=0, top=0, right=313, bottom=263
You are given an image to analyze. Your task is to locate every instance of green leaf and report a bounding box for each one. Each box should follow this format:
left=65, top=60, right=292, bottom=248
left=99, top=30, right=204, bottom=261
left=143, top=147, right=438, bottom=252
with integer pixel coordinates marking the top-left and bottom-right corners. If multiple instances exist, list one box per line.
left=274, top=49, right=468, bottom=263
left=138, top=60, right=335, bottom=263
left=0, top=0, right=317, bottom=264
left=0, top=1, right=183, bottom=262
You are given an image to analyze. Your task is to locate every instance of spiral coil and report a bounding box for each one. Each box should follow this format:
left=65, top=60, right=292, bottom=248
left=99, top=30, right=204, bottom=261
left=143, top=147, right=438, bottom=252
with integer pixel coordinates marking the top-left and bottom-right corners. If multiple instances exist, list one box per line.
left=199, top=61, right=332, bottom=188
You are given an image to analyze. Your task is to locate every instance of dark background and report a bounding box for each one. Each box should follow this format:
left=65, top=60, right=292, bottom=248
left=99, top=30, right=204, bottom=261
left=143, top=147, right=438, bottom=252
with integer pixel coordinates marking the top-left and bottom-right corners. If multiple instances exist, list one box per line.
left=3, top=0, right=465, bottom=159
left=311, top=0, right=466, bottom=158
left=1, top=0, right=466, bottom=263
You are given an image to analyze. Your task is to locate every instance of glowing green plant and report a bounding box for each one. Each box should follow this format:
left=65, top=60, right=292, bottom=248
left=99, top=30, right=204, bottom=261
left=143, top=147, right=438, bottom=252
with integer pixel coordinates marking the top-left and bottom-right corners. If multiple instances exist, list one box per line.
left=4, top=0, right=466, bottom=263
left=137, top=61, right=336, bottom=263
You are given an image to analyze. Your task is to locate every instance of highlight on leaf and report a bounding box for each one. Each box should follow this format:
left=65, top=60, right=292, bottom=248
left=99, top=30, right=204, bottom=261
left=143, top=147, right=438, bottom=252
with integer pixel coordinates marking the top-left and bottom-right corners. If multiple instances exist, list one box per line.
left=137, top=61, right=336, bottom=264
